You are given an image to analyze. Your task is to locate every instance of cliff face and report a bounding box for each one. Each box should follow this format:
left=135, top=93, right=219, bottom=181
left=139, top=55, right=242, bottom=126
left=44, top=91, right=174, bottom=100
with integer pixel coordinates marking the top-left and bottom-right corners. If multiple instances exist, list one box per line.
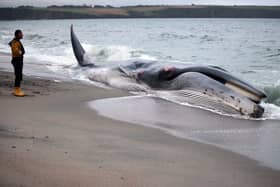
left=0, top=6, right=280, bottom=20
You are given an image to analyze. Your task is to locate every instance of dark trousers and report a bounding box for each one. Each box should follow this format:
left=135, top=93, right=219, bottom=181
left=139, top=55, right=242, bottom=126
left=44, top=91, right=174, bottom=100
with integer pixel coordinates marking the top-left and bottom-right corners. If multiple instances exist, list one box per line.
left=11, top=57, right=23, bottom=87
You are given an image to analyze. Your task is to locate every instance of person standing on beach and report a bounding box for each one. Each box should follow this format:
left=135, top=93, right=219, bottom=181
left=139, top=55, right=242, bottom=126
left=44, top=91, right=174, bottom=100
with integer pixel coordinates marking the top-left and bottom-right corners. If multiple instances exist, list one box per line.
left=9, top=29, right=25, bottom=97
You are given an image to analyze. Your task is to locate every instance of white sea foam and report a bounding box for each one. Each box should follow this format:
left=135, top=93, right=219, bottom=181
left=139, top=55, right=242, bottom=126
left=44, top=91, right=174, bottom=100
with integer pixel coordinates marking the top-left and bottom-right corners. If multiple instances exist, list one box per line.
left=0, top=43, right=10, bottom=53
left=262, top=103, right=280, bottom=120
left=83, top=43, right=157, bottom=63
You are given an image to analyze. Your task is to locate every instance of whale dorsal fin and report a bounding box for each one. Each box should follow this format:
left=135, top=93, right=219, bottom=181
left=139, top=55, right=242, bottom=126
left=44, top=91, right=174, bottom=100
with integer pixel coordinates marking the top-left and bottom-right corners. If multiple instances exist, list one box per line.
left=70, top=25, right=95, bottom=67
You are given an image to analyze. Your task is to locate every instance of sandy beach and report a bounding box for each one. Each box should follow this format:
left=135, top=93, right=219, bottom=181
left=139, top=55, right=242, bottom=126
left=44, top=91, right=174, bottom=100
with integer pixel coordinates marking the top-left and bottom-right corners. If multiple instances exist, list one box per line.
left=1, top=68, right=280, bottom=187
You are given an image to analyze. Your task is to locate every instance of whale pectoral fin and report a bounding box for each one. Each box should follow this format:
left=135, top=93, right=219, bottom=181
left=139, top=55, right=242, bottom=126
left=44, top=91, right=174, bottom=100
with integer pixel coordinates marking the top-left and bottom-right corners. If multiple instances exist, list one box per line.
left=71, top=25, right=95, bottom=67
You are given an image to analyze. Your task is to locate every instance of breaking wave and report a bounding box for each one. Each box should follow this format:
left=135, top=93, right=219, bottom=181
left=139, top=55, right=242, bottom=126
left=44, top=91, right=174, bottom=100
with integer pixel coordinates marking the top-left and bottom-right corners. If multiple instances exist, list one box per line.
left=264, top=86, right=280, bottom=106
left=82, top=43, right=157, bottom=64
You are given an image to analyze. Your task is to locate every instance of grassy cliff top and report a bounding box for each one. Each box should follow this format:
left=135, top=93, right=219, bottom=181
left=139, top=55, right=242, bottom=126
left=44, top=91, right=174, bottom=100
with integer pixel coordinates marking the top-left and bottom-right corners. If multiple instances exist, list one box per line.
left=1, top=5, right=280, bottom=20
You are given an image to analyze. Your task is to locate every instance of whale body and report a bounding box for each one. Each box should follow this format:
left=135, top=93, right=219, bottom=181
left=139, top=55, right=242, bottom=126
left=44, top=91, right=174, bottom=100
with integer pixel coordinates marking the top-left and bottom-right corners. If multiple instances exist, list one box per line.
left=70, top=25, right=266, bottom=118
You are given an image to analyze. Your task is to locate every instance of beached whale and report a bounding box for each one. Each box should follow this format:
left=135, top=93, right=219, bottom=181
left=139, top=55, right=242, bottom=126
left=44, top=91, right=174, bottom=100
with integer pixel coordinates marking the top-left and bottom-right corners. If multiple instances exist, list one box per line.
left=70, top=25, right=266, bottom=118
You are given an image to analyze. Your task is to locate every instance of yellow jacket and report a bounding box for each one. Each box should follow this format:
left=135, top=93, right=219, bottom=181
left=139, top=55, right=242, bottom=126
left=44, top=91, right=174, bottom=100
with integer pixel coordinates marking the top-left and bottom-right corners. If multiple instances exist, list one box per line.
left=9, top=39, right=25, bottom=58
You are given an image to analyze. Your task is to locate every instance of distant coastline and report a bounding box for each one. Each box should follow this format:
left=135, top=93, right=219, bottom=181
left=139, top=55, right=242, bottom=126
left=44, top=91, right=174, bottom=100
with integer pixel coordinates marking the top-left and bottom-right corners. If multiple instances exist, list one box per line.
left=0, top=5, right=280, bottom=20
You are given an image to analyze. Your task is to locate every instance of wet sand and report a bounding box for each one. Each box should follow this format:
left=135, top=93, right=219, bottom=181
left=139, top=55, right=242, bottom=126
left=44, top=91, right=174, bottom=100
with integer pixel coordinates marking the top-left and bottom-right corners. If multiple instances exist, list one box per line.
left=1, top=70, right=280, bottom=187
left=90, top=96, right=280, bottom=170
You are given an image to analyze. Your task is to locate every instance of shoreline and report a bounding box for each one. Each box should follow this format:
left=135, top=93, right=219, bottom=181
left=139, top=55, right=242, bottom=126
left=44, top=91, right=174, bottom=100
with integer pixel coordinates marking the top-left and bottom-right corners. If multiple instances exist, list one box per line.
left=89, top=94, right=280, bottom=170
left=1, top=70, right=280, bottom=186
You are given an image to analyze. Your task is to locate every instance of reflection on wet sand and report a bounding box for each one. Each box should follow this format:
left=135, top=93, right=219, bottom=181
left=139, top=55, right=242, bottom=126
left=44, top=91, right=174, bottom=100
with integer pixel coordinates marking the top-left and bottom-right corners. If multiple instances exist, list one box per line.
left=89, top=96, right=280, bottom=170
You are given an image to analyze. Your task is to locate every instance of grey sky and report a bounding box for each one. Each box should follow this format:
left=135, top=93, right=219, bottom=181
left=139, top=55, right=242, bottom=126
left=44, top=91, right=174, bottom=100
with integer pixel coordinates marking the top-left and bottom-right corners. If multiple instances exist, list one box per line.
left=0, top=0, right=280, bottom=7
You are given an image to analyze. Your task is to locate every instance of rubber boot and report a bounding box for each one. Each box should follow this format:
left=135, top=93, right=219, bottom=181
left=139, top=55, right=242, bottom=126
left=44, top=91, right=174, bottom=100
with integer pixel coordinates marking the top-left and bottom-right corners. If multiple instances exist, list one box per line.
left=14, top=87, right=25, bottom=97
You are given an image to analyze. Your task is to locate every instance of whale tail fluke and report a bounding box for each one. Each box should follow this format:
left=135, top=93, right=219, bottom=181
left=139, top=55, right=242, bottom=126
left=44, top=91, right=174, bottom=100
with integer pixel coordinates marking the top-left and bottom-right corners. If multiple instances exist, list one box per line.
left=70, top=25, right=95, bottom=67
